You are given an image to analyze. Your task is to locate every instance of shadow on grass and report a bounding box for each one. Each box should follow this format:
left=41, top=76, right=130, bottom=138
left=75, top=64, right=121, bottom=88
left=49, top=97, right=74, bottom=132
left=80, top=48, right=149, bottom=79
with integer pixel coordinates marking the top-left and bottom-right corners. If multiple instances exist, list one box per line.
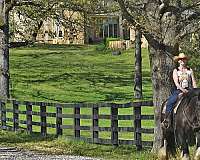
left=11, top=69, right=152, bottom=102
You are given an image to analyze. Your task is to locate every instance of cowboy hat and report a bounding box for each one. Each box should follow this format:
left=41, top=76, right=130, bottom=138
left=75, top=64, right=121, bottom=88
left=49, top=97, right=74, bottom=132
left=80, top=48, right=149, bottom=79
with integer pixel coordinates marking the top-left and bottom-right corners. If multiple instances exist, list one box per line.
left=173, top=53, right=189, bottom=62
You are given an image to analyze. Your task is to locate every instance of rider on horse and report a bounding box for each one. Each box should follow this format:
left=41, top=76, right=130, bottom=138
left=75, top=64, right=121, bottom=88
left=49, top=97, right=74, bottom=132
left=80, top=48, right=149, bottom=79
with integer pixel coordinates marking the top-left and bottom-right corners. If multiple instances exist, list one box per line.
left=162, top=53, right=197, bottom=129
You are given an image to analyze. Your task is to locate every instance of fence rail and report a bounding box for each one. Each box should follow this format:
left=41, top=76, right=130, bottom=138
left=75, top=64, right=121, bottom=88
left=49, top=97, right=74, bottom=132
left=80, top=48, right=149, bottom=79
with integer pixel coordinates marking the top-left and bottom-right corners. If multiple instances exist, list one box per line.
left=0, top=100, right=154, bottom=149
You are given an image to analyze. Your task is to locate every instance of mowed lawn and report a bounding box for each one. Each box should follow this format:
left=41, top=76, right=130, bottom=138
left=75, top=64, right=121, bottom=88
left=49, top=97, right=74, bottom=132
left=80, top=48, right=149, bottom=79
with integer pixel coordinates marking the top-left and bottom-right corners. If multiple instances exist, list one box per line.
left=9, top=44, right=154, bottom=137
left=10, top=44, right=152, bottom=103
left=3, top=44, right=198, bottom=160
left=2, top=44, right=157, bottom=160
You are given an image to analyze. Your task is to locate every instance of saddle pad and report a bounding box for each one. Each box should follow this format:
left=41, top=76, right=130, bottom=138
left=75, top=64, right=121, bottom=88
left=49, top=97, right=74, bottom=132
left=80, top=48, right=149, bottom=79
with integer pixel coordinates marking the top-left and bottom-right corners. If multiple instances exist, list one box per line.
left=173, top=96, right=184, bottom=114
left=162, top=102, right=167, bottom=114
left=162, top=96, right=184, bottom=114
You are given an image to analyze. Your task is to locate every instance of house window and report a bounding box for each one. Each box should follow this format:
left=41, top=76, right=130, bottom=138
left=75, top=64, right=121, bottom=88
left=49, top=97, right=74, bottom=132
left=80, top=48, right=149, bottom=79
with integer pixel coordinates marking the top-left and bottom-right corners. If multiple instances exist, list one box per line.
left=99, top=26, right=103, bottom=38
left=104, top=25, right=108, bottom=38
left=109, top=24, right=113, bottom=37
left=123, top=28, right=130, bottom=40
left=114, top=24, right=118, bottom=38
left=59, top=30, right=63, bottom=37
left=90, top=17, right=119, bottom=41
left=102, top=23, right=118, bottom=38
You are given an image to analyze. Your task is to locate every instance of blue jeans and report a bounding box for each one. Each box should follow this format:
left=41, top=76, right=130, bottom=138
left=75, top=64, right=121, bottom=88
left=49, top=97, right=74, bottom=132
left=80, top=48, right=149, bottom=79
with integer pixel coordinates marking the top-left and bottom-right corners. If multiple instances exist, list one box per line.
left=166, top=89, right=182, bottom=113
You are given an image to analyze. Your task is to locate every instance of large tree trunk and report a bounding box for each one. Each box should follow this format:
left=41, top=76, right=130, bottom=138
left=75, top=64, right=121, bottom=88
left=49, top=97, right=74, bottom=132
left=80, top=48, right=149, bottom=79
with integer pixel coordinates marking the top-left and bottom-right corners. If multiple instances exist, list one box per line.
left=116, top=0, right=199, bottom=153
left=145, top=12, right=179, bottom=151
left=148, top=45, right=176, bottom=150
left=0, top=1, right=9, bottom=99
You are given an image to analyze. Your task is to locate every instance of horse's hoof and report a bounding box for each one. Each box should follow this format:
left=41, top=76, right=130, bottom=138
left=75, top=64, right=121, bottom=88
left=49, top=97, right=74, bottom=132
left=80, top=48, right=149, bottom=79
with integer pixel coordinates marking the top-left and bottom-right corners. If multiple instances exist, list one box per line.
left=158, top=147, right=168, bottom=160
left=181, top=154, right=190, bottom=160
left=194, top=147, right=200, bottom=160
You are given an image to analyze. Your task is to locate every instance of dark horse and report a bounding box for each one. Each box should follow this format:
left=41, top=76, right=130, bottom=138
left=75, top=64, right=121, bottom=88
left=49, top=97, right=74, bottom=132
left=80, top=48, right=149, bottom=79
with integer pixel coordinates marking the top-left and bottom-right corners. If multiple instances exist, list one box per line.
left=158, top=88, right=200, bottom=160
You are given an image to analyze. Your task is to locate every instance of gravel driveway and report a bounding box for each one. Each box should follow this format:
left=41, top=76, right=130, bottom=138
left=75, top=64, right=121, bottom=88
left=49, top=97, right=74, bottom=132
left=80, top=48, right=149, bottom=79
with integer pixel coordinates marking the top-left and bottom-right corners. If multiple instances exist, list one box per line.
left=0, top=147, right=101, bottom=160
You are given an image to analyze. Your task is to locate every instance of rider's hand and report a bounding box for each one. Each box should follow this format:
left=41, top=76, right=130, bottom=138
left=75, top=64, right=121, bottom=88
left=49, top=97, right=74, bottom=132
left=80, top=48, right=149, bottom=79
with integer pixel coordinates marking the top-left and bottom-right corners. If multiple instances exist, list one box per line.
left=181, top=88, right=188, bottom=94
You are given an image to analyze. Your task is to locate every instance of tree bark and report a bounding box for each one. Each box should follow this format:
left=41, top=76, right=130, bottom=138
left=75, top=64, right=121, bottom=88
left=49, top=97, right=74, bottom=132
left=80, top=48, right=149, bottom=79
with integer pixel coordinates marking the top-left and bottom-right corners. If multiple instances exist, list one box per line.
left=148, top=45, right=175, bottom=151
left=145, top=12, right=179, bottom=151
left=113, top=0, right=200, bottom=152
left=0, top=0, right=9, bottom=99
left=134, top=28, right=142, bottom=99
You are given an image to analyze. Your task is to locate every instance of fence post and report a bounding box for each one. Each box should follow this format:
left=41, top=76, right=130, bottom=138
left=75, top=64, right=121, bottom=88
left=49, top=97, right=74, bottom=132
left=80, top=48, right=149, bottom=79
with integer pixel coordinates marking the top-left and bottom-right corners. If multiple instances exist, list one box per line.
left=134, top=102, right=142, bottom=150
left=26, top=102, right=32, bottom=134
left=111, top=104, right=118, bottom=146
left=40, top=102, right=47, bottom=136
left=13, top=100, right=19, bottom=131
left=56, top=104, right=62, bottom=136
left=92, top=104, right=99, bottom=143
left=0, top=101, right=6, bottom=129
left=74, top=104, right=80, bottom=138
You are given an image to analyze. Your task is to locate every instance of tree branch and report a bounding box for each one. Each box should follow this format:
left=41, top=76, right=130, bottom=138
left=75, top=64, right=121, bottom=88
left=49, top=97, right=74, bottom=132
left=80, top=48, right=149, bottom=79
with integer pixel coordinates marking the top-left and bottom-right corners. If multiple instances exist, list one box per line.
left=114, top=0, right=140, bottom=27
left=177, top=19, right=200, bottom=40
left=6, top=0, right=41, bottom=13
left=182, top=2, right=200, bottom=11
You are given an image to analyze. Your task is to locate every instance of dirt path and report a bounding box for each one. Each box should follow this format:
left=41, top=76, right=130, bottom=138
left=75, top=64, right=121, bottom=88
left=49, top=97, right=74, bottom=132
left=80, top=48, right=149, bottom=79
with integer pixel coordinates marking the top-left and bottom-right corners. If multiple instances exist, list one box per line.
left=0, top=147, right=101, bottom=160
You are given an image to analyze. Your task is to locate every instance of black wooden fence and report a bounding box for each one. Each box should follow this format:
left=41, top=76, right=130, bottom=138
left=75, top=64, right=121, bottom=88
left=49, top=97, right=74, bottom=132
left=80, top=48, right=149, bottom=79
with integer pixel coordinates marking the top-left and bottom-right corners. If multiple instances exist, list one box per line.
left=0, top=99, right=154, bottom=149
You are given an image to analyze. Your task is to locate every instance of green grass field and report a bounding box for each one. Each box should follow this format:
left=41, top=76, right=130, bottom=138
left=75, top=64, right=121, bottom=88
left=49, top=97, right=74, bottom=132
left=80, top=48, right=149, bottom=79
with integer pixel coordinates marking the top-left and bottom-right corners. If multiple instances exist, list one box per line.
left=1, top=44, right=157, bottom=159
left=8, top=43, right=154, bottom=137
left=10, top=44, right=152, bottom=103
left=2, top=44, right=199, bottom=159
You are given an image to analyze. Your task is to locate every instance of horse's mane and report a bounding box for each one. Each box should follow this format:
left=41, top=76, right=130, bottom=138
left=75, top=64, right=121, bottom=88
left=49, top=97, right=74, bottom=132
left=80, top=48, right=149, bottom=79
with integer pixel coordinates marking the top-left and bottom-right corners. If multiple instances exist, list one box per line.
left=172, top=88, right=200, bottom=147
left=179, top=88, right=200, bottom=108
left=162, top=88, right=200, bottom=155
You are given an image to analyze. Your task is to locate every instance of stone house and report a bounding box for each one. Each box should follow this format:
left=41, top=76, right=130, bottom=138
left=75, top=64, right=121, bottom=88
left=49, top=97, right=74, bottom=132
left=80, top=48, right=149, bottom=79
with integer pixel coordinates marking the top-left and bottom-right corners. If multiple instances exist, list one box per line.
left=11, top=6, right=148, bottom=48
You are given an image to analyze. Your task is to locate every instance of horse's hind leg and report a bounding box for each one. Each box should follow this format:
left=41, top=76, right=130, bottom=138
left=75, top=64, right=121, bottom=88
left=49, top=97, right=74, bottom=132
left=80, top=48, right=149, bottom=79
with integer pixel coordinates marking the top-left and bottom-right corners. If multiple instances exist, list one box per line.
left=180, top=145, right=190, bottom=160
left=158, top=127, right=169, bottom=160
left=177, top=131, right=190, bottom=160
left=194, top=131, right=200, bottom=160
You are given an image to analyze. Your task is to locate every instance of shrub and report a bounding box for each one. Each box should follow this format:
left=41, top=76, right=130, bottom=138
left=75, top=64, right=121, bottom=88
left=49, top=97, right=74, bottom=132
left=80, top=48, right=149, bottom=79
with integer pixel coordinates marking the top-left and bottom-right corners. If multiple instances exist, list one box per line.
left=104, top=37, right=121, bottom=48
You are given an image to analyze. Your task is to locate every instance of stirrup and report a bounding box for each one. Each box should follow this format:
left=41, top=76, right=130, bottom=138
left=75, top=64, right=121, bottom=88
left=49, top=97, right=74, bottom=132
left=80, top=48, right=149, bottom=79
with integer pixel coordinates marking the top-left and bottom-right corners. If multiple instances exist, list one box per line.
left=161, top=119, right=170, bottom=129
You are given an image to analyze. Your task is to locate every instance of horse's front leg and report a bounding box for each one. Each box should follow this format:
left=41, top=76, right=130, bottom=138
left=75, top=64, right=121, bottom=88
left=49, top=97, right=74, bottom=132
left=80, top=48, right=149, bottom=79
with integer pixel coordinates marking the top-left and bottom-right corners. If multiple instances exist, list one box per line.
left=158, top=127, right=169, bottom=160
left=194, top=131, right=200, bottom=160
left=180, top=143, right=190, bottom=160
left=177, top=131, right=190, bottom=160
left=158, top=138, right=168, bottom=160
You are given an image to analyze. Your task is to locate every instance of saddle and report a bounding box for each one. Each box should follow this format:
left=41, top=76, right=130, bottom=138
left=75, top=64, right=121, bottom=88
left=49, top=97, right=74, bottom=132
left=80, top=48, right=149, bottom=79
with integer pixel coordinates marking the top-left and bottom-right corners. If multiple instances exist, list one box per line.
left=161, top=93, right=185, bottom=129
left=162, top=93, right=184, bottom=114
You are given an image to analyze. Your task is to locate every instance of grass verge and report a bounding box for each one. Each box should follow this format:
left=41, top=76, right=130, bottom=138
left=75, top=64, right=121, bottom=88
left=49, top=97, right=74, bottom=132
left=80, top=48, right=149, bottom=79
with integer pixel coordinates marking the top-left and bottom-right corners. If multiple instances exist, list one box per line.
left=0, top=130, right=157, bottom=160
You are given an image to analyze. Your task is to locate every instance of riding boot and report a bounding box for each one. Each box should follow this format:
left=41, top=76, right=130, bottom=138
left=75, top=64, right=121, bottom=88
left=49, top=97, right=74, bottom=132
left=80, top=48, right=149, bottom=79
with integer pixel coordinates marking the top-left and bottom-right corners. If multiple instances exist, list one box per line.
left=162, top=112, right=171, bottom=129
